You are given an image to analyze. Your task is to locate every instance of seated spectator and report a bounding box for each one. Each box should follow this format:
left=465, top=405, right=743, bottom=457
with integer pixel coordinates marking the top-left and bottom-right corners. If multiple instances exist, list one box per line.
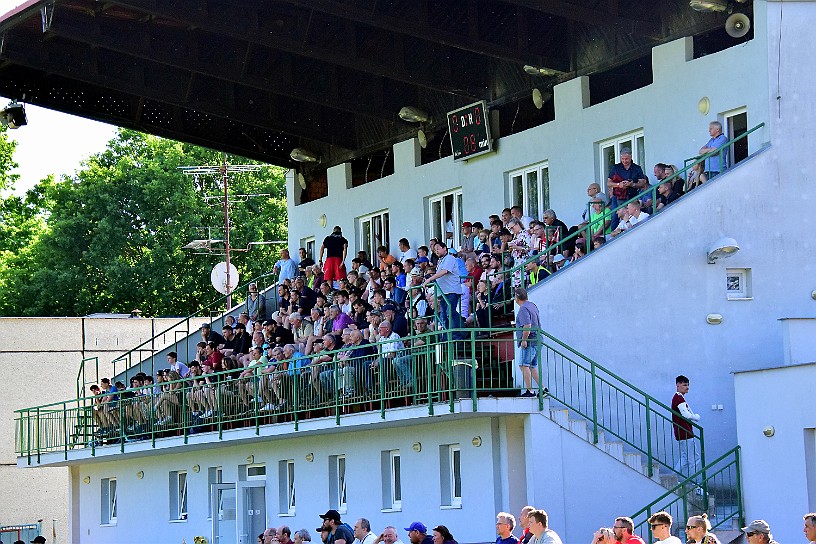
left=415, top=256, right=431, bottom=274
left=201, top=322, right=225, bottom=347
left=610, top=201, right=650, bottom=238
left=155, top=371, right=184, bottom=426
left=351, top=299, right=371, bottom=330
left=656, top=181, right=680, bottom=210
left=501, top=207, right=512, bottom=223
left=474, top=229, right=490, bottom=254
left=371, top=321, right=404, bottom=383
left=312, top=334, right=340, bottom=400
left=541, top=210, right=571, bottom=256
left=592, top=236, right=606, bottom=250
left=390, top=261, right=407, bottom=288
left=350, top=258, right=369, bottom=279
left=366, top=310, right=384, bottom=343
left=335, top=328, right=376, bottom=397
left=511, top=205, right=534, bottom=229
left=550, top=254, right=568, bottom=272
left=297, top=247, right=315, bottom=274
left=526, top=260, right=548, bottom=285
left=330, top=304, right=353, bottom=332
left=665, top=164, right=685, bottom=196
left=357, top=250, right=375, bottom=270
left=377, top=245, right=397, bottom=271
left=382, top=275, right=407, bottom=308
left=202, top=341, right=225, bottom=373
left=289, top=313, right=314, bottom=354
left=382, top=302, right=408, bottom=338
left=685, top=161, right=707, bottom=192
left=579, top=183, right=609, bottom=224
left=489, top=220, right=504, bottom=253
left=587, top=198, right=612, bottom=240
left=167, top=351, right=190, bottom=378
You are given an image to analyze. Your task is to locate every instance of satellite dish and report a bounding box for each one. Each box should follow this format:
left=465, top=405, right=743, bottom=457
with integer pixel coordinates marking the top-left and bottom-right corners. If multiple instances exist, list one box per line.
left=417, top=129, right=428, bottom=149
left=297, top=172, right=307, bottom=190
left=211, top=262, right=240, bottom=294
left=725, top=13, right=751, bottom=38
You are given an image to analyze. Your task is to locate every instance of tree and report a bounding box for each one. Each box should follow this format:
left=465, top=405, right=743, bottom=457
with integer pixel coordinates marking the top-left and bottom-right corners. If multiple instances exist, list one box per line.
left=0, top=129, right=287, bottom=316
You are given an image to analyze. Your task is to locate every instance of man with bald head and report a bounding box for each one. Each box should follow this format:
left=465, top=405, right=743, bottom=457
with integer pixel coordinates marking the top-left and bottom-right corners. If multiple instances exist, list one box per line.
left=278, top=525, right=292, bottom=544
left=263, top=527, right=278, bottom=544
left=374, top=526, right=405, bottom=544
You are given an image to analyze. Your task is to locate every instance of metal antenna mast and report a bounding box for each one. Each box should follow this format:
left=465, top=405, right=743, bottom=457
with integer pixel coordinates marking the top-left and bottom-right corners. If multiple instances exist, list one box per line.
left=180, top=153, right=266, bottom=308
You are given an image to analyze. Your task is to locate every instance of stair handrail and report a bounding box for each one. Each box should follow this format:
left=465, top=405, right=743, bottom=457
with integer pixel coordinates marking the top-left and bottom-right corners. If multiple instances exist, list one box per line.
left=630, top=446, right=743, bottom=538
left=486, top=122, right=766, bottom=324
left=75, top=270, right=280, bottom=398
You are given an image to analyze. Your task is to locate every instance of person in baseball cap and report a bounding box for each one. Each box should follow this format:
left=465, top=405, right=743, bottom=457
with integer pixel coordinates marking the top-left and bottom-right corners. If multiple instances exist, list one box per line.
left=319, top=509, right=353, bottom=544
left=31, top=537, right=47, bottom=544
left=742, top=520, right=778, bottom=544
left=404, top=523, right=432, bottom=544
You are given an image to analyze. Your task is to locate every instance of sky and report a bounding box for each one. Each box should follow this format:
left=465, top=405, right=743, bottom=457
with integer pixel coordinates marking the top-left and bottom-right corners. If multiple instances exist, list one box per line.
left=1, top=1, right=119, bottom=195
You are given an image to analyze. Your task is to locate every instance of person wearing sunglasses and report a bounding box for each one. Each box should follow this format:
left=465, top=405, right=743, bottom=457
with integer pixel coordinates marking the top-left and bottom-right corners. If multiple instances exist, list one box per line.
left=685, top=514, right=721, bottom=544
left=647, top=512, right=680, bottom=544
left=741, top=520, right=778, bottom=544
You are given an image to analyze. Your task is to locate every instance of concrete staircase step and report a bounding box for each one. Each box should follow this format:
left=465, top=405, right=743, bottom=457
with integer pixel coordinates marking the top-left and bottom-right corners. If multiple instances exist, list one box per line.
left=568, top=418, right=589, bottom=440
left=641, top=461, right=661, bottom=482
left=660, top=474, right=679, bottom=488
left=549, top=408, right=569, bottom=427
left=605, top=441, right=625, bottom=461
left=624, top=452, right=643, bottom=472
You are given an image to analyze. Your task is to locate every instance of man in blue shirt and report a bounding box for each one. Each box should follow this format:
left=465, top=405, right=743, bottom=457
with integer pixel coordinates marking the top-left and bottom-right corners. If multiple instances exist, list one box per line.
left=273, top=248, right=299, bottom=283
left=422, top=243, right=465, bottom=340
left=496, top=512, right=520, bottom=544
left=699, top=121, right=729, bottom=177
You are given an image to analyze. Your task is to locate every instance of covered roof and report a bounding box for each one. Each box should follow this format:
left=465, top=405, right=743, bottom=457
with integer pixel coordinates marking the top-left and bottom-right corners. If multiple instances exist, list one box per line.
left=0, top=0, right=736, bottom=169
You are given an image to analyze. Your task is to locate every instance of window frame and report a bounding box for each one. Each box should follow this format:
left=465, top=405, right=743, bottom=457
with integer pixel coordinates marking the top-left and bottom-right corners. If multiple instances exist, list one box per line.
left=329, top=454, right=348, bottom=514
left=427, top=190, right=463, bottom=250
left=101, top=477, right=117, bottom=526
left=508, top=162, right=550, bottom=220
left=358, top=210, right=390, bottom=260
left=439, top=443, right=462, bottom=509
left=390, top=450, right=402, bottom=510
left=278, top=459, right=296, bottom=516
left=598, top=130, right=646, bottom=183
left=207, top=466, right=223, bottom=520
left=169, top=470, right=189, bottom=522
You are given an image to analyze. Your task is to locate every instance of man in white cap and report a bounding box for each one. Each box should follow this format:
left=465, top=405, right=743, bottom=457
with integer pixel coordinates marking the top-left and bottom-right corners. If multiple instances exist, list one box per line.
left=742, top=520, right=778, bottom=544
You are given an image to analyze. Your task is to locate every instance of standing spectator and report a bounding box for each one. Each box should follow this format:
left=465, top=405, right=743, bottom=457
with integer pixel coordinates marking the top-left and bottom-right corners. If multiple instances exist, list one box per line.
left=319, top=510, right=353, bottom=544
left=685, top=514, right=720, bottom=544
left=274, top=249, right=299, bottom=284
left=518, top=506, right=536, bottom=544
left=527, top=509, right=563, bottom=544
left=672, top=374, right=701, bottom=476
left=606, top=148, right=648, bottom=216
left=507, top=218, right=533, bottom=269
left=263, top=528, right=278, bottom=544
left=460, top=221, right=477, bottom=256
left=298, top=248, right=315, bottom=274
left=699, top=121, right=729, bottom=178
left=377, top=245, right=397, bottom=271
left=804, top=513, right=816, bottom=543
left=353, top=518, right=377, bottom=544
left=405, top=523, right=433, bottom=544
left=648, top=512, right=681, bottom=544
left=742, top=521, right=778, bottom=544
left=580, top=183, right=609, bottom=223
left=511, top=205, right=534, bottom=229
left=319, top=226, right=349, bottom=288
left=398, top=238, right=417, bottom=263
left=246, top=283, right=267, bottom=322
left=515, top=288, right=541, bottom=397
left=496, top=512, right=519, bottom=544
left=294, top=530, right=312, bottom=544
left=611, top=517, right=644, bottom=544
left=541, top=210, right=571, bottom=256
left=278, top=527, right=293, bottom=544
left=423, top=243, right=465, bottom=339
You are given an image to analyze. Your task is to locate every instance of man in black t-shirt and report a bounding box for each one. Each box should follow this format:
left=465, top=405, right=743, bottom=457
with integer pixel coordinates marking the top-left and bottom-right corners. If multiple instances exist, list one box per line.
left=319, top=510, right=354, bottom=544
left=319, top=226, right=349, bottom=287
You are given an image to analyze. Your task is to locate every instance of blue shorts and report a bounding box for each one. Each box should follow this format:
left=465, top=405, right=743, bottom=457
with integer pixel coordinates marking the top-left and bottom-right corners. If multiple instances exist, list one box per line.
left=518, top=345, right=538, bottom=368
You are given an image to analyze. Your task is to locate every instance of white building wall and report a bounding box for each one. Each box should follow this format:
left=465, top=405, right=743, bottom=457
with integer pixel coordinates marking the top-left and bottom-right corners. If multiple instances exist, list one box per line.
left=286, top=22, right=769, bottom=255
left=69, top=408, right=667, bottom=544
left=734, top=362, right=816, bottom=544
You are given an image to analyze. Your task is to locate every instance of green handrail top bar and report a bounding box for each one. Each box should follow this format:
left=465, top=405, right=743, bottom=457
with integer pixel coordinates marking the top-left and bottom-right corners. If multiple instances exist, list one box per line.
left=75, top=269, right=280, bottom=390
left=492, top=122, right=766, bottom=285
left=629, top=445, right=741, bottom=519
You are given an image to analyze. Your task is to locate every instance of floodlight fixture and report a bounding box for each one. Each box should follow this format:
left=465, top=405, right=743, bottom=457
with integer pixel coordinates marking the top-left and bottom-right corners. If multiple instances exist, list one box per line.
left=0, top=100, right=27, bottom=129
left=399, top=106, right=429, bottom=123
left=707, top=237, right=740, bottom=264
left=689, top=0, right=728, bottom=12
left=290, top=147, right=320, bottom=163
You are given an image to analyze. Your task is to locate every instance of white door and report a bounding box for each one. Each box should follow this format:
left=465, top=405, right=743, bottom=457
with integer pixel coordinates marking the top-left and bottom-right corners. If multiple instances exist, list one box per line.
left=212, top=483, right=237, bottom=544
left=238, top=481, right=267, bottom=544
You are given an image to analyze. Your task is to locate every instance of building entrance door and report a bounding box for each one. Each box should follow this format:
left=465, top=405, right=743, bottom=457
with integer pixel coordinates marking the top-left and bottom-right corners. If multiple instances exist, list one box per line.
left=238, top=481, right=267, bottom=544
left=212, top=483, right=237, bottom=544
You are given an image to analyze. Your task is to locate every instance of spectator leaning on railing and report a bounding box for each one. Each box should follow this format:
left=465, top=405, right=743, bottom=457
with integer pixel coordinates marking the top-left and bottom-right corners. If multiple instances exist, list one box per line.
left=699, top=121, right=728, bottom=178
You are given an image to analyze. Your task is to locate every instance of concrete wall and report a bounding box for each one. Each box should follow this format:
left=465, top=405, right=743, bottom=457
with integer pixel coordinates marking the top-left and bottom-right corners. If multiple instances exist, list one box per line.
left=0, top=317, right=178, bottom=537
left=69, top=410, right=666, bottom=544
left=734, top=363, right=816, bottom=544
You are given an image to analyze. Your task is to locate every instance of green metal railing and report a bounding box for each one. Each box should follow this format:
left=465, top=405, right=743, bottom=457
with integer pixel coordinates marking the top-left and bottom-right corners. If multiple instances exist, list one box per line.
left=76, top=271, right=280, bottom=396
left=485, top=123, right=766, bottom=320
left=631, top=446, right=743, bottom=541
left=20, top=325, right=702, bottom=486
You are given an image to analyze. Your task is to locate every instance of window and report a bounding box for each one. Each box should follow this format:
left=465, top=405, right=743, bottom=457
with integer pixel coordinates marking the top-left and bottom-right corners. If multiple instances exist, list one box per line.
left=329, top=455, right=347, bottom=513
left=598, top=130, right=646, bottom=182
left=509, top=163, right=550, bottom=220
left=359, top=211, right=390, bottom=260
left=724, top=108, right=748, bottom=167
left=301, top=237, right=316, bottom=261
left=380, top=450, right=402, bottom=511
left=428, top=190, right=463, bottom=249
left=101, top=477, right=117, bottom=525
left=726, top=268, right=752, bottom=300
left=439, top=444, right=462, bottom=508
left=247, top=464, right=267, bottom=480
left=278, top=460, right=296, bottom=515
left=169, top=471, right=188, bottom=521
left=207, top=466, right=223, bottom=519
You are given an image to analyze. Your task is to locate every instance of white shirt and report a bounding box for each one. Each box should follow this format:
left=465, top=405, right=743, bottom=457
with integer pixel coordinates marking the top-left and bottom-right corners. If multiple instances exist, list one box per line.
left=354, top=533, right=377, bottom=544
left=379, top=332, right=404, bottom=355
left=400, top=248, right=417, bottom=262
left=657, top=537, right=682, bottom=544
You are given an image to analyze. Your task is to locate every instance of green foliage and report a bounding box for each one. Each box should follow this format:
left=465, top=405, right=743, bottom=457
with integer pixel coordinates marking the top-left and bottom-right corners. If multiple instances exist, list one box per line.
left=0, top=128, right=288, bottom=316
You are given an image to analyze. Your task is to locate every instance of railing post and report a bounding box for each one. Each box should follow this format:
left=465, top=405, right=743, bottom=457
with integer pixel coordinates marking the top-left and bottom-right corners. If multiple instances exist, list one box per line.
left=734, top=447, right=744, bottom=527
left=699, top=425, right=708, bottom=511
left=645, top=397, right=653, bottom=477
left=35, top=407, right=40, bottom=464
left=470, top=329, right=478, bottom=412
left=590, top=360, right=598, bottom=444
left=182, top=382, right=189, bottom=444
left=63, top=403, right=68, bottom=461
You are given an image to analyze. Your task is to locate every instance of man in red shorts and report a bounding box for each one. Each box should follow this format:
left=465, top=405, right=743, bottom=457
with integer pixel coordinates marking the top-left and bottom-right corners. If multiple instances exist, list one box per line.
left=319, top=226, right=349, bottom=288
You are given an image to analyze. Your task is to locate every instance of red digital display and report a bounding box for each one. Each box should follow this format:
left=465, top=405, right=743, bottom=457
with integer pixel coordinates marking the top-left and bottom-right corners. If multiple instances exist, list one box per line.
left=447, top=101, right=493, bottom=161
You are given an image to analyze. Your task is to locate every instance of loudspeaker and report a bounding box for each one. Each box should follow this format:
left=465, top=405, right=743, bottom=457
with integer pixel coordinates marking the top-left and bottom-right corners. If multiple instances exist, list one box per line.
left=725, top=13, right=751, bottom=38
